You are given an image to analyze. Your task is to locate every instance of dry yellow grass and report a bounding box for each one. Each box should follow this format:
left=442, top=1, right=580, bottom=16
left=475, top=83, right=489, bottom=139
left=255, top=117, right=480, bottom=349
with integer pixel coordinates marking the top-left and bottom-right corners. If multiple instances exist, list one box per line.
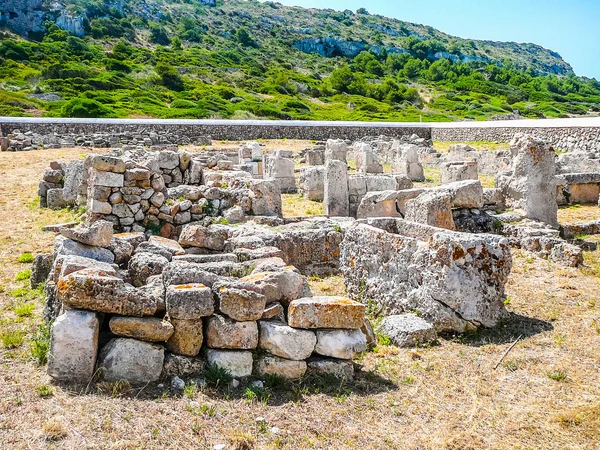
left=282, top=194, right=324, bottom=217
left=0, top=146, right=599, bottom=449
left=558, top=204, right=600, bottom=224
left=433, top=141, right=511, bottom=153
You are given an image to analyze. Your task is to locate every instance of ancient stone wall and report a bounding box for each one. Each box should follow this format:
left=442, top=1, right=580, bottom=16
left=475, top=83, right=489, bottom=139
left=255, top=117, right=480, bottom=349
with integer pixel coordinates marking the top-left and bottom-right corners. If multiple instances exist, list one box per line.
left=0, top=119, right=431, bottom=144
left=431, top=126, right=600, bottom=152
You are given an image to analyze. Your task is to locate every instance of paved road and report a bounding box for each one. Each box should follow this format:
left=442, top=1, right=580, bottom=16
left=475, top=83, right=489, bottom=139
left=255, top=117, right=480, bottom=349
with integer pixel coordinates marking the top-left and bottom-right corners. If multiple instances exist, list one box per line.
left=1, top=116, right=600, bottom=128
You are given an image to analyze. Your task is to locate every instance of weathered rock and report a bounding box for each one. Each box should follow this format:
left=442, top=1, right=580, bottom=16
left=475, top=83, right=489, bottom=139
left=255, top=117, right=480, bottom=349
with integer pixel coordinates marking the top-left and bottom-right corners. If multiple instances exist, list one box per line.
left=147, top=236, right=185, bottom=257
left=109, top=316, right=174, bottom=342
left=324, top=159, right=349, bottom=216
left=166, top=284, right=214, bottom=319
left=128, top=252, right=169, bottom=287
left=440, top=161, right=478, bottom=184
left=249, top=180, right=282, bottom=216
left=206, top=349, right=253, bottom=378
left=161, top=353, right=205, bottom=378
left=166, top=318, right=204, bottom=356
left=287, top=297, right=365, bottom=329
left=434, top=180, right=484, bottom=209
left=254, top=355, right=307, bottom=379
left=307, top=358, right=354, bottom=380
left=179, top=224, right=225, bottom=251
left=47, top=310, right=100, bottom=382
left=392, top=143, right=424, bottom=181
left=262, top=302, right=285, bottom=321
left=325, top=139, right=348, bottom=162
left=162, top=261, right=221, bottom=287
left=315, top=329, right=367, bottom=359
left=57, top=268, right=157, bottom=316
left=299, top=166, right=325, bottom=201
left=206, top=314, right=258, bottom=349
left=240, top=268, right=310, bottom=305
left=108, top=236, right=134, bottom=266
left=340, top=219, right=512, bottom=332
left=361, top=317, right=377, bottom=350
left=89, top=170, right=124, bottom=188
left=356, top=190, right=403, bottom=218
left=89, top=155, right=127, bottom=173
left=405, top=191, right=456, bottom=230
left=258, top=321, right=316, bottom=360
left=216, top=285, right=267, bottom=321
left=97, top=338, right=164, bottom=383
left=54, top=235, right=115, bottom=264
left=377, top=314, right=437, bottom=348
left=31, top=253, right=53, bottom=288
left=53, top=254, right=117, bottom=281
left=497, top=134, right=558, bottom=227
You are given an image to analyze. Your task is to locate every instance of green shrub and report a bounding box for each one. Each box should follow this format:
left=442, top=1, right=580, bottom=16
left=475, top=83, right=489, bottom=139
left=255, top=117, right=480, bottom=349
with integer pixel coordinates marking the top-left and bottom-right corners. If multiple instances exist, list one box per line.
left=18, top=253, right=34, bottom=263
left=61, top=98, right=114, bottom=118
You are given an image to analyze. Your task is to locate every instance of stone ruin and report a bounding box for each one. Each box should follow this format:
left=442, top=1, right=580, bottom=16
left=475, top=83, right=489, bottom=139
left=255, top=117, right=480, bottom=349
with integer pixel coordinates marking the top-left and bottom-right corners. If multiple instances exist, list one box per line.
left=29, top=131, right=599, bottom=388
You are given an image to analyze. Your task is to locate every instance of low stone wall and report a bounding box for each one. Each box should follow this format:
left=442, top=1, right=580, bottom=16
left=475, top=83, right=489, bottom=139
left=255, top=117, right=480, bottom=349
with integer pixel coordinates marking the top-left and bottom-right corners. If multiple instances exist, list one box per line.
left=0, top=118, right=431, bottom=143
left=431, top=126, right=600, bottom=152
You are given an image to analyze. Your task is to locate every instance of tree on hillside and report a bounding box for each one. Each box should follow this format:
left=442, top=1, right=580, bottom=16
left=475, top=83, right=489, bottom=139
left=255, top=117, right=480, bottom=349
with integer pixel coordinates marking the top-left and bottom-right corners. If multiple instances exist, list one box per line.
left=236, top=27, right=256, bottom=47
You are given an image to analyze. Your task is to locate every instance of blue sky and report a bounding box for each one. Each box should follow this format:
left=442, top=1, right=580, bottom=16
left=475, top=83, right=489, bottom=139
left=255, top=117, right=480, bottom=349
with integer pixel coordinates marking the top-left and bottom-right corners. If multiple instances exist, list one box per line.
left=270, top=0, right=600, bottom=79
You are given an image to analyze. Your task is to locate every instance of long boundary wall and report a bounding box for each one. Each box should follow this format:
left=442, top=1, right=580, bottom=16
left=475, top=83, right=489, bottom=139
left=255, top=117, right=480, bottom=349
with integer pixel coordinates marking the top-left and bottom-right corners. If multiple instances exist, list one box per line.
left=1, top=117, right=600, bottom=151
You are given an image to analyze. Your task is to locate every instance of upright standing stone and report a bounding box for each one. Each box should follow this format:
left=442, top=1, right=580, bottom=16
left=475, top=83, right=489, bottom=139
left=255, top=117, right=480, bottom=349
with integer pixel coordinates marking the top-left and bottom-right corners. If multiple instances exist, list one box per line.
left=355, top=143, right=383, bottom=174
left=440, top=161, right=478, bottom=184
left=324, top=160, right=349, bottom=217
left=48, top=310, right=100, bottom=382
left=497, top=134, right=558, bottom=227
left=392, top=143, right=424, bottom=182
left=325, top=139, right=348, bottom=162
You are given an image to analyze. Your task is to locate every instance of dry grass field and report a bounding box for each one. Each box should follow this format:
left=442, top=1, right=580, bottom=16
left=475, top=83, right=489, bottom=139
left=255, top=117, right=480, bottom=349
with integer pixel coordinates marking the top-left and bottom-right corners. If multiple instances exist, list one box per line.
left=0, top=145, right=599, bottom=450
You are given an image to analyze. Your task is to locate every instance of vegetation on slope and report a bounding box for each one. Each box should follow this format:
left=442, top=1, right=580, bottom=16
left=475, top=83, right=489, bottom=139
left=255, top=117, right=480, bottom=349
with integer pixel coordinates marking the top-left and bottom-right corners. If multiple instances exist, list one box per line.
left=0, top=0, right=599, bottom=121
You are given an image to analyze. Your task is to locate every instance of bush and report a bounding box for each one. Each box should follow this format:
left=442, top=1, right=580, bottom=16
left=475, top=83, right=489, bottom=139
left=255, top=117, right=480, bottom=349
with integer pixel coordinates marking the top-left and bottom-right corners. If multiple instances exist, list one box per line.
left=61, top=98, right=114, bottom=118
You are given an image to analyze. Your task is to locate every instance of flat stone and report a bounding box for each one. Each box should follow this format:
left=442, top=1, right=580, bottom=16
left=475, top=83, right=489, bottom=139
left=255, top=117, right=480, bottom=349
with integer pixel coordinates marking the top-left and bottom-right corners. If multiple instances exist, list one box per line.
left=173, top=254, right=238, bottom=264
left=254, top=355, right=307, bottom=380
left=216, top=285, right=267, bottom=321
left=166, top=284, right=214, bottom=319
left=179, top=224, right=225, bottom=251
left=47, top=310, right=99, bottom=383
left=206, top=349, right=253, bottom=378
left=162, top=261, right=222, bottom=287
left=206, top=314, right=258, bottom=349
left=377, top=314, right=438, bottom=348
left=42, top=222, right=78, bottom=232
left=54, top=235, right=115, bottom=264
left=261, top=302, right=285, bottom=321
left=109, top=316, right=174, bottom=342
left=89, top=170, right=124, bottom=188
left=57, top=268, right=157, bottom=316
left=60, top=220, right=113, bottom=248
left=315, top=329, right=367, bottom=359
left=53, top=254, right=117, bottom=281
left=148, top=236, right=185, bottom=256
left=89, top=155, right=127, bottom=173
left=97, top=338, right=164, bottom=384
left=167, top=318, right=204, bottom=356
left=258, top=320, right=316, bottom=361
left=307, top=358, right=354, bottom=380
left=240, top=268, right=310, bottom=305
left=287, top=297, right=365, bottom=329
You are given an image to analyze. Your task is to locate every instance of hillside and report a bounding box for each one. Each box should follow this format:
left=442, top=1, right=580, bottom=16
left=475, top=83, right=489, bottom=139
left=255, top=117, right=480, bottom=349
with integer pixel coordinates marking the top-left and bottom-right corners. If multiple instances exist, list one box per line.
left=0, top=0, right=599, bottom=121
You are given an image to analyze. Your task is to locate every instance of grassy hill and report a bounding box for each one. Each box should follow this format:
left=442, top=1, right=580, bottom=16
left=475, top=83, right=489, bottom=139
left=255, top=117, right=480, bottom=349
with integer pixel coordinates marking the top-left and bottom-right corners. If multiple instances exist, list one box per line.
left=0, top=0, right=599, bottom=121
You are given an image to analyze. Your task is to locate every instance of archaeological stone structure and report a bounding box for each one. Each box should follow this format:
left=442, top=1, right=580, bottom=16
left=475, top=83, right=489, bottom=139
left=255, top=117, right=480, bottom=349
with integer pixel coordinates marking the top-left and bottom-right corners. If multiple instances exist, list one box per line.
left=26, top=120, right=600, bottom=390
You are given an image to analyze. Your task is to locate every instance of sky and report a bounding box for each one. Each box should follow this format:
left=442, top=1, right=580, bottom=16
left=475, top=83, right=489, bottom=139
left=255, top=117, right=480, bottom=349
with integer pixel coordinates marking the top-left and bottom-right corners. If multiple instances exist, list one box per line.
left=269, top=0, right=600, bottom=79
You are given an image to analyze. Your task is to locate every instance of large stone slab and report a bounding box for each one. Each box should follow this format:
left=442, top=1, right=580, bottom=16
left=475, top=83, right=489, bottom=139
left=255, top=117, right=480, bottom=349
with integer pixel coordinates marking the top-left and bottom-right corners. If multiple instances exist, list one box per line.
left=54, top=235, right=115, bottom=264
left=97, top=338, right=164, bottom=383
left=240, top=268, right=310, bottom=305
left=179, top=224, right=225, bottom=251
left=48, top=310, right=99, bottom=383
left=340, top=219, right=512, bottom=332
left=307, top=358, right=354, bottom=380
left=324, top=159, right=349, bottom=216
left=206, top=349, right=253, bottom=378
left=258, top=320, right=316, bottom=360
left=109, top=316, right=174, bottom=343
left=287, top=297, right=365, bottom=329
left=128, top=252, right=169, bottom=287
left=60, top=220, right=113, bottom=248
left=57, top=268, right=157, bottom=316
left=405, top=191, right=456, bottom=230
left=206, top=314, right=258, bottom=349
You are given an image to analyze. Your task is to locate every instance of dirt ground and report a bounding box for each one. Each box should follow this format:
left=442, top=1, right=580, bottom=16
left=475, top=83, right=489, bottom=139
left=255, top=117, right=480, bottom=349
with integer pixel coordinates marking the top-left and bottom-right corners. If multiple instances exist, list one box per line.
left=0, top=144, right=599, bottom=450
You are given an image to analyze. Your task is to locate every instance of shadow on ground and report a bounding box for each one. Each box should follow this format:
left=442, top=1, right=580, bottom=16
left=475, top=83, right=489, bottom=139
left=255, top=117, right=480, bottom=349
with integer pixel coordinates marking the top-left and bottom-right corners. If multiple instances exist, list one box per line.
left=455, top=313, right=554, bottom=347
